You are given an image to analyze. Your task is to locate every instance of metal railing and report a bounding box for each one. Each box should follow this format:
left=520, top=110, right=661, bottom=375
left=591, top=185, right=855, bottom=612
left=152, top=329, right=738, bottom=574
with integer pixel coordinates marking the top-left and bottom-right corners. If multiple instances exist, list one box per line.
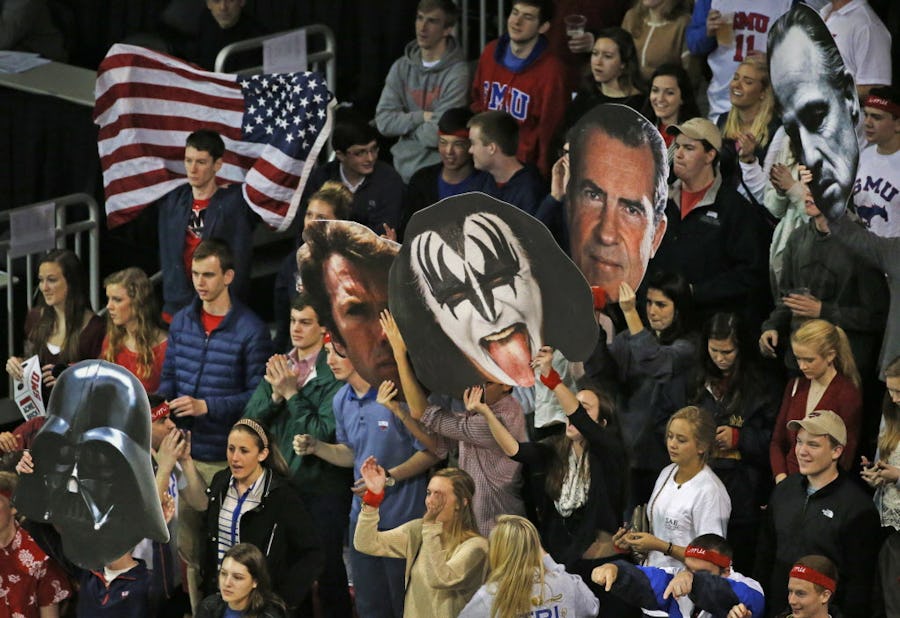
left=2, top=194, right=101, bottom=395
left=215, top=23, right=337, bottom=94
left=461, top=0, right=506, bottom=56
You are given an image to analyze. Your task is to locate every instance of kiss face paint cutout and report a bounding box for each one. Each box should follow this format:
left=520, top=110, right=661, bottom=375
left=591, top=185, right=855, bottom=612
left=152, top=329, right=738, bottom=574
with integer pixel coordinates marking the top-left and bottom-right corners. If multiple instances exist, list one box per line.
left=411, top=212, right=542, bottom=386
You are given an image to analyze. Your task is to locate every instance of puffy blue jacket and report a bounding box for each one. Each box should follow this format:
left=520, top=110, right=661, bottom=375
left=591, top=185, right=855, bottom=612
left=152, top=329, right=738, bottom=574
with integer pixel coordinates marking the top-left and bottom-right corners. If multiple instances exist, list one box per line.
left=158, top=298, right=273, bottom=462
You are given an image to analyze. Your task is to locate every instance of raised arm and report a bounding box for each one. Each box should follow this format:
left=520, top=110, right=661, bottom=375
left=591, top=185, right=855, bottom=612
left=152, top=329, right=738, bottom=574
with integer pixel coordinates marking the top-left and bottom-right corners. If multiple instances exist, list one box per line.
left=380, top=310, right=429, bottom=419
left=376, top=379, right=442, bottom=455
left=464, top=386, right=520, bottom=457
left=618, top=282, right=645, bottom=336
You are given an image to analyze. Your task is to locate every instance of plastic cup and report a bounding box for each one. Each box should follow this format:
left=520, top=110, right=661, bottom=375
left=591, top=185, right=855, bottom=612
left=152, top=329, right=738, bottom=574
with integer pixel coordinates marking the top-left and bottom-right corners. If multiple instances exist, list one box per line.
left=565, top=14, right=587, bottom=38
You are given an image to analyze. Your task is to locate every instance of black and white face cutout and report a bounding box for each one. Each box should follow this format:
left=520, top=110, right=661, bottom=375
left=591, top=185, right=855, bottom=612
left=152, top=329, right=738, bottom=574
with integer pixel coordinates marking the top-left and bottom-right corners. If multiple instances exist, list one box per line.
left=768, top=4, right=859, bottom=221
left=411, top=212, right=542, bottom=386
left=390, top=192, right=598, bottom=396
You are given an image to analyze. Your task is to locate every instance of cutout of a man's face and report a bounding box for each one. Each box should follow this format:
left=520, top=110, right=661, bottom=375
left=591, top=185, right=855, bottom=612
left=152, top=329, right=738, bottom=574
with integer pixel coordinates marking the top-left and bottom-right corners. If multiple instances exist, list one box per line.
left=567, top=105, right=667, bottom=303
left=769, top=8, right=859, bottom=221
left=411, top=212, right=542, bottom=386
left=322, top=252, right=398, bottom=387
left=299, top=220, right=401, bottom=390
left=391, top=192, right=597, bottom=396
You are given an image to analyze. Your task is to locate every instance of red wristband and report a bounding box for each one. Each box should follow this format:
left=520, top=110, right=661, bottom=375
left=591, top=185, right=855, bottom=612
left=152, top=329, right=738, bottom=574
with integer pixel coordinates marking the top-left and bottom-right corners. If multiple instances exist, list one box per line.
left=362, top=489, right=385, bottom=508
left=730, top=427, right=740, bottom=449
left=540, top=369, right=562, bottom=390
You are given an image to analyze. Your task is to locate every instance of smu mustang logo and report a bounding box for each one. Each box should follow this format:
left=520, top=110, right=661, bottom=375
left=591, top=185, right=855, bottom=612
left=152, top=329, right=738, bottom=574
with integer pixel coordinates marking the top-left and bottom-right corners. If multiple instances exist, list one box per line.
left=482, top=82, right=531, bottom=121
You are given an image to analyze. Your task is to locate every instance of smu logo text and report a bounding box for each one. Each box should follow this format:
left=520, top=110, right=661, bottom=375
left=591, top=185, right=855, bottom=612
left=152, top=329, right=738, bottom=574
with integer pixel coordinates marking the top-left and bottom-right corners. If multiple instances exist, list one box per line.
left=482, top=82, right=531, bottom=120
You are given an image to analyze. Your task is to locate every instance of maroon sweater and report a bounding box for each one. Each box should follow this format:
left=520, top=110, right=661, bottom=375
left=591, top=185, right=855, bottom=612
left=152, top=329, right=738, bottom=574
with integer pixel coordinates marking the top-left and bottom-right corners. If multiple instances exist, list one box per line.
left=769, top=372, right=862, bottom=477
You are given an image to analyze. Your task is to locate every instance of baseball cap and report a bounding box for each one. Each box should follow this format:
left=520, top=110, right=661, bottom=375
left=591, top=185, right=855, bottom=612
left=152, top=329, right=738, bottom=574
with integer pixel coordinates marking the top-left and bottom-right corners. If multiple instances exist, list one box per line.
left=667, top=118, right=723, bottom=152
left=787, top=410, right=846, bottom=446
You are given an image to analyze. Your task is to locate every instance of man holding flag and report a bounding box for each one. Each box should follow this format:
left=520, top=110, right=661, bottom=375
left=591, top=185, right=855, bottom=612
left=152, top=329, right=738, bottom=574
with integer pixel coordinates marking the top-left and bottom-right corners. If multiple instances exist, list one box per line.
left=93, top=43, right=334, bottom=317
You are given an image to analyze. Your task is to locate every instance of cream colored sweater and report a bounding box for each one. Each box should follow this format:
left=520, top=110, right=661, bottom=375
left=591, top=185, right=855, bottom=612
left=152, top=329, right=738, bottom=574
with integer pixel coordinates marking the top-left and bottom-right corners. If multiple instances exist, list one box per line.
left=354, top=506, right=489, bottom=617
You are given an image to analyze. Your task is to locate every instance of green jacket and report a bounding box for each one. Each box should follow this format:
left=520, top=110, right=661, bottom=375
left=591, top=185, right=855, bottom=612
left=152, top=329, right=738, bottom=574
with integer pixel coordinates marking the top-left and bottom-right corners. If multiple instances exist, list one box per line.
left=243, top=348, right=351, bottom=494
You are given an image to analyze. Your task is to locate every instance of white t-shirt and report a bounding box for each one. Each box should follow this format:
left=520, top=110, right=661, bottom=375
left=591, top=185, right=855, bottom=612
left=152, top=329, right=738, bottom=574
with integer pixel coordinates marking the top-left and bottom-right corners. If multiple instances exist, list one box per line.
left=705, top=0, right=793, bottom=119
left=820, top=0, right=892, bottom=87
left=853, top=144, right=900, bottom=238
left=645, top=463, right=732, bottom=570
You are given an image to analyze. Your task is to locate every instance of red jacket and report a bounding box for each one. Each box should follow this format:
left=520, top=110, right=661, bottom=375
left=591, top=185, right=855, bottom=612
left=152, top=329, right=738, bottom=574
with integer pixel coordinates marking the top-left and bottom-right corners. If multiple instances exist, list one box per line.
left=471, top=35, right=567, bottom=178
left=769, top=372, right=862, bottom=477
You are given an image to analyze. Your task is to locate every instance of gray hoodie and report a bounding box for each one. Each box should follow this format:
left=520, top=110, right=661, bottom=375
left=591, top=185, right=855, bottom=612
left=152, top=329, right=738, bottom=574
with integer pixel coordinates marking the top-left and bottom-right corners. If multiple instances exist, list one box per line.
left=375, top=36, right=470, bottom=183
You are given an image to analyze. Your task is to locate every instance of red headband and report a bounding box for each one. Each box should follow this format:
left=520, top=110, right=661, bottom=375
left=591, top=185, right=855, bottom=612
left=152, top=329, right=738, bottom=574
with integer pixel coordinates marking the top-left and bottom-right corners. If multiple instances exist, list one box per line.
left=684, top=545, right=731, bottom=569
left=151, top=401, right=171, bottom=422
left=439, top=129, right=470, bottom=139
left=790, top=564, right=836, bottom=592
left=864, top=95, right=900, bottom=118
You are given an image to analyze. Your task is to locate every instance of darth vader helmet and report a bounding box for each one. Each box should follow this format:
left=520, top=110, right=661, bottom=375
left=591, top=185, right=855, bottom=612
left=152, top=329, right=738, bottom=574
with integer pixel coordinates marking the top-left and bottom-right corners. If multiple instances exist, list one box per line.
left=14, top=360, right=169, bottom=569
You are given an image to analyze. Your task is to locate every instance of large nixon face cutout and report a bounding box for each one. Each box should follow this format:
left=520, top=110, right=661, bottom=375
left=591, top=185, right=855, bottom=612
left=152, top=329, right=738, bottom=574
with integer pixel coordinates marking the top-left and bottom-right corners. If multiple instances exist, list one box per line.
left=565, top=104, right=669, bottom=303
left=391, top=192, right=597, bottom=395
left=14, top=360, right=169, bottom=570
left=768, top=3, right=859, bottom=222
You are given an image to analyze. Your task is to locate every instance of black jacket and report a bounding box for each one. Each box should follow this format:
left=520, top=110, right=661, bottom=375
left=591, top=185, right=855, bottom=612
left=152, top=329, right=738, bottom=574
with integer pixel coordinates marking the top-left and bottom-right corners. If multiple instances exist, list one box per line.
left=204, top=469, right=324, bottom=610
left=693, top=365, right=781, bottom=521
left=754, top=472, right=880, bottom=618
left=649, top=174, right=769, bottom=330
left=512, top=405, right=627, bottom=568
left=195, top=593, right=286, bottom=618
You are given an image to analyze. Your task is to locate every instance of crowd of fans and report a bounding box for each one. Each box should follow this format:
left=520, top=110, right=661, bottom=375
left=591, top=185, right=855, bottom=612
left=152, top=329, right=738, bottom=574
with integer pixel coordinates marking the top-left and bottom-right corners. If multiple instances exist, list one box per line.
left=2, top=0, right=899, bottom=617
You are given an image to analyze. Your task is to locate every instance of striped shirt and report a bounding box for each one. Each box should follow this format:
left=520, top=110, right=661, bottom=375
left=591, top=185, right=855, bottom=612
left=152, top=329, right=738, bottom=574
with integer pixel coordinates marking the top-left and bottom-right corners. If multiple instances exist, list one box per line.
left=217, top=470, right=267, bottom=566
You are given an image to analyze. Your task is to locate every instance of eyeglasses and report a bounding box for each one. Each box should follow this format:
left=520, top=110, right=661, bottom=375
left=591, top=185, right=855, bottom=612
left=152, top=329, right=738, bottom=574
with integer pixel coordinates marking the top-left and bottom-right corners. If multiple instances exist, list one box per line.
left=346, top=145, right=379, bottom=158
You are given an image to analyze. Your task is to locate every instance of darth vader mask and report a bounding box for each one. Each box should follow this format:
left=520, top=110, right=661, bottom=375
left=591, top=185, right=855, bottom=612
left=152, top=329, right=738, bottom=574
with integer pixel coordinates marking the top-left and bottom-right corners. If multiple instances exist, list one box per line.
left=14, top=360, right=169, bottom=570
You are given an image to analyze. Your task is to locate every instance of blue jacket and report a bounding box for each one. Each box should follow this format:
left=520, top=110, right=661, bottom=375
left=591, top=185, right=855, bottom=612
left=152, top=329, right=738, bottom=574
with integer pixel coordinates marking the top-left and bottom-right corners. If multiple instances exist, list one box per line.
left=158, top=297, right=273, bottom=462
left=157, top=183, right=257, bottom=316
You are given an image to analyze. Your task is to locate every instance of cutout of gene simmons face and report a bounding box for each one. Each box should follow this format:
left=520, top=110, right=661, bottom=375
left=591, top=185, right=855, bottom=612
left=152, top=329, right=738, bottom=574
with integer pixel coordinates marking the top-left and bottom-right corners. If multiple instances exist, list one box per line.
left=410, top=211, right=542, bottom=386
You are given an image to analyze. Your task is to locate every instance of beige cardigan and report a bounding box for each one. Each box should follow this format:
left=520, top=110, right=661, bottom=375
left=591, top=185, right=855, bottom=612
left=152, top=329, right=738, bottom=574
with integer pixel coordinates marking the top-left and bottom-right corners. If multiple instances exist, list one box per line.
left=354, top=506, right=489, bottom=617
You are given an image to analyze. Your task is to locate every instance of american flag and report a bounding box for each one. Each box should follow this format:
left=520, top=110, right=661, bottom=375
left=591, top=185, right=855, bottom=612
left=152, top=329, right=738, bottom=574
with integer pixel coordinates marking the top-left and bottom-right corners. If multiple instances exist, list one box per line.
left=93, top=43, right=333, bottom=230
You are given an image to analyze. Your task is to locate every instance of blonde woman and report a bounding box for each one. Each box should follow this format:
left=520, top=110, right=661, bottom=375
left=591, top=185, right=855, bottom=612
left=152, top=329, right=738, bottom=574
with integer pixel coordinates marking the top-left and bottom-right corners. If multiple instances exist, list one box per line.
left=768, top=319, right=862, bottom=481
left=354, top=460, right=488, bottom=617
left=101, top=267, right=168, bottom=392
left=717, top=53, right=779, bottom=204
left=460, top=515, right=598, bottom=618
left=614, top=406, right=731, bottom=570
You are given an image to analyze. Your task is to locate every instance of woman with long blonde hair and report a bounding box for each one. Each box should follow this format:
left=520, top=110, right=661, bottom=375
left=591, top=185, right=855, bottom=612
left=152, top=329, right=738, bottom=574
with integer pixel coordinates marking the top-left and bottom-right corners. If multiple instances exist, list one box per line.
left=101, top=267, right=168, bottom=392
left=354, top=461, right=488, bottom=617
left=770, top=319, right=862, bottom=481
left=718, top=53, right=779, bottom=204
left=460, top=515, right=598, bottom=618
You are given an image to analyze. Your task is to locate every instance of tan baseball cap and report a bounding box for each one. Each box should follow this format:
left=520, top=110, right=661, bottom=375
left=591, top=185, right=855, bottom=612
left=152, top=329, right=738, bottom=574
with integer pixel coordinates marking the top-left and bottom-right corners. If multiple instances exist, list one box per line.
left=667, top=118, right=723, bottom=152
left=787, top=410, right=847, bottom=446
